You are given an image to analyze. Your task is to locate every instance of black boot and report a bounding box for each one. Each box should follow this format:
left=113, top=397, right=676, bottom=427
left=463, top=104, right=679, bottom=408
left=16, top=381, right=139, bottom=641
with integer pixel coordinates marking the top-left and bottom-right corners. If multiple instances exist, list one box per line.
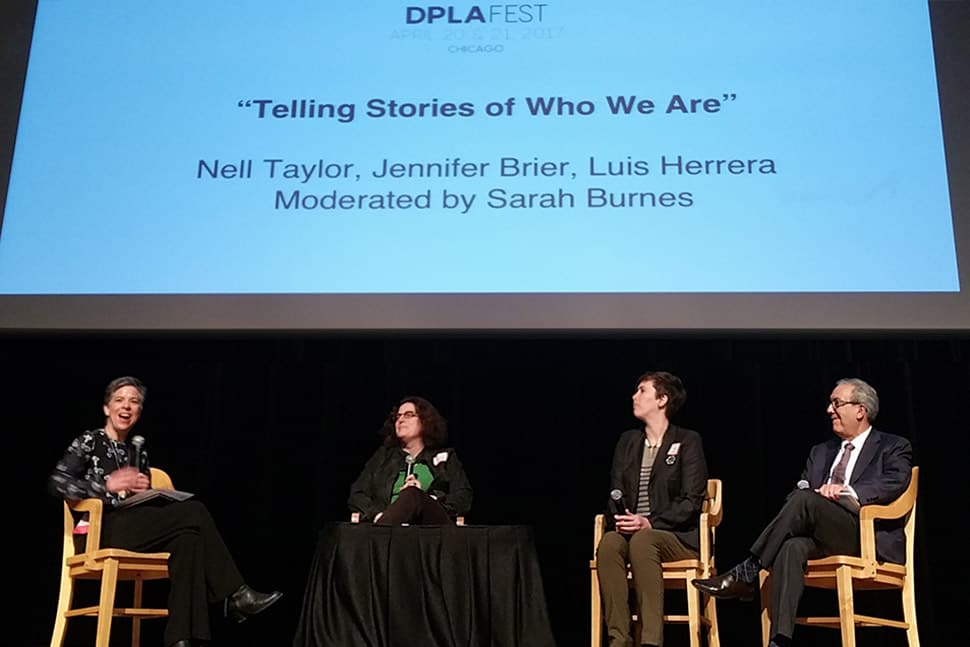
left=224, top=584, right=283, bottom=623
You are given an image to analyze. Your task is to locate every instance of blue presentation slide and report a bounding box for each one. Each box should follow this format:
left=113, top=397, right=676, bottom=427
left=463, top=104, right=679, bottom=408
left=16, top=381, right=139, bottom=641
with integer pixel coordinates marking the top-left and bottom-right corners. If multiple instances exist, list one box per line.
left=0, top=1, right=958, bottom=294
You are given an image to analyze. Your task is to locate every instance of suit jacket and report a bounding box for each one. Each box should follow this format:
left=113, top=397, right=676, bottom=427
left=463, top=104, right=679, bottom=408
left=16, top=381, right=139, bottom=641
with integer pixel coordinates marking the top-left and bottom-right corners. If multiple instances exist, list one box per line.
left=800, top=428, right=913, bottom=564
left=608, top=424, right=709, bottom=550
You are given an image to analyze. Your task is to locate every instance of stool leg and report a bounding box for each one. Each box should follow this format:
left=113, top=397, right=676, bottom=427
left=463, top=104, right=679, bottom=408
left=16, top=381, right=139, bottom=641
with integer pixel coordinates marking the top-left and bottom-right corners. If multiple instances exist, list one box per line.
left=591, top=565, right=603, bottom=647
left=686, top=571, right=702, bottom=647
left=835, top=565, right=856, bottom=647
left=131, top=578, right=144, bottom=647
left=95, top=559, right=119, bottom=647
left=759, top=570, right=772, bottom=647
left=50, top=568, right=74, bottom=647
left=704, top=592, right=720, bottom=647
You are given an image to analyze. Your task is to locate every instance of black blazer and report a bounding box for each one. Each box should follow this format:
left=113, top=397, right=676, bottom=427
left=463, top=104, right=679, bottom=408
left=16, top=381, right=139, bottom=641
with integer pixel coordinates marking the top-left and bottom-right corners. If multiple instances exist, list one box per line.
left=608, top=424, right=709, bottom=550
left=800, top=428, right=913, bottom=564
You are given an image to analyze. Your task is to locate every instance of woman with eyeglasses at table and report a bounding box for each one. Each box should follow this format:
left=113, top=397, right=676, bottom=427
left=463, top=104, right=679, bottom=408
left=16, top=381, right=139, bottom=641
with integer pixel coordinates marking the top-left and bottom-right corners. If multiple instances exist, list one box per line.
left=348, top=396, right=473, bottom=525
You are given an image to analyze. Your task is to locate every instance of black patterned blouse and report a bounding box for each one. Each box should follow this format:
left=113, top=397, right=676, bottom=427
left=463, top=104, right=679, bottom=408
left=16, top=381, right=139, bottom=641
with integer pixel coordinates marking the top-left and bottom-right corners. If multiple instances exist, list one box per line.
left=48, top=428, right=150, bottom=508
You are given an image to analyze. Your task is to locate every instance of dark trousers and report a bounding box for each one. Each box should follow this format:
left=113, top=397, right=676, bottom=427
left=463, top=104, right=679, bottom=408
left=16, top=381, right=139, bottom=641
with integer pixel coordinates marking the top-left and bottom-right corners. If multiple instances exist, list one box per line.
left=376, top=486, right=452, bottom=525
left=751, top=489, right=860, bottom=639
left=102, top=499, right=245, bottom=646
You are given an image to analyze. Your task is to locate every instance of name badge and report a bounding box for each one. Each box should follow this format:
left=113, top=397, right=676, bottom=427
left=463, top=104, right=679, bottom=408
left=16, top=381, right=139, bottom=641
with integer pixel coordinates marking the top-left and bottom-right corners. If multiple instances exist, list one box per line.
left=666, top=442, right=681, bottom=465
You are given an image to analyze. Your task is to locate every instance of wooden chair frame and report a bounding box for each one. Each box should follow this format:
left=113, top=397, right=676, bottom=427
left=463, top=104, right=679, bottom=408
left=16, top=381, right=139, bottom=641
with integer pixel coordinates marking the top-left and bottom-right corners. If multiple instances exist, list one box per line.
left=590, top=479, right=723, bottom=647
left=759, top=466, right=920, bottom=647
left=51, top=467, right=174, bottom=647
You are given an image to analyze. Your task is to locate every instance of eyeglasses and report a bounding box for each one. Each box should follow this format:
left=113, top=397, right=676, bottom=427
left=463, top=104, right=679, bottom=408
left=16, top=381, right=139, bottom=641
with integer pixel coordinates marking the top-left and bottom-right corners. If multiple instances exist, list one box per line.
left=394, top=411, right=419, bottom=421
left=829, top=398, right=860, bottom=409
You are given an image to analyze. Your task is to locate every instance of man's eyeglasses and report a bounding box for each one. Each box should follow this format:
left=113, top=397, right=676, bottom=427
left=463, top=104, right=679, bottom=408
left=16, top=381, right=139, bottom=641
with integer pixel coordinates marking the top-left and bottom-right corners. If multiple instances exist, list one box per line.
left=829, top=398, right=860, bottom=409
left=394, top=411, right=419, bottom=421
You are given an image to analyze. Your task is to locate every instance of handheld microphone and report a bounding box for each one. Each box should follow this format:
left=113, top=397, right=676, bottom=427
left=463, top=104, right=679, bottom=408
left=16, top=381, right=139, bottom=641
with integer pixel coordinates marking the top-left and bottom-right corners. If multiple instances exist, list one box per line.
left=797, top=479, right=810, bottom=490
left=405, top=454, right=415, bottom=478
left=130, top=435, right=145, bottom=473
left=609, top=488, right=626, bottom=516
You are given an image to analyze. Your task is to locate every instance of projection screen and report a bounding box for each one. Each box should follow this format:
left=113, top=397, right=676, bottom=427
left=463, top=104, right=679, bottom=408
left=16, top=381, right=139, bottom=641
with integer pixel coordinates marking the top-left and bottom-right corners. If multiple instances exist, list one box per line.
left=1, top=0, right=967, bottom=331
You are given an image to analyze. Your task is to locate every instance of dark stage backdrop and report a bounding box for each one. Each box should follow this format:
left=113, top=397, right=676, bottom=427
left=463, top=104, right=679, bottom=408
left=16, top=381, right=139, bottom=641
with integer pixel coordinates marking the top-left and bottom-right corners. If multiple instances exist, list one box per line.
left=4, top=333, right=966, bottom=647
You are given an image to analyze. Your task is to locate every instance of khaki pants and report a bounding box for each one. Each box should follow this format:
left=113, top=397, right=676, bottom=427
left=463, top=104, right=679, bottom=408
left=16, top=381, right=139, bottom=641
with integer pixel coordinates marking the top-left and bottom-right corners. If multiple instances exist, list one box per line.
left=596, top=529, right=697, bottom=647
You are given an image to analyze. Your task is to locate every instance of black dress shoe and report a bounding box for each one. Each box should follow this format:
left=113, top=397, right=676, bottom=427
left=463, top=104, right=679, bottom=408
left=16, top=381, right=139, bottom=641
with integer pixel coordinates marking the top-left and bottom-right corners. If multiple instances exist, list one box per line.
left=169, top=641, right=191, bottom=647
left=225, top=584, right=283, bottom=623
left=691, top=572, right=756, bottom=601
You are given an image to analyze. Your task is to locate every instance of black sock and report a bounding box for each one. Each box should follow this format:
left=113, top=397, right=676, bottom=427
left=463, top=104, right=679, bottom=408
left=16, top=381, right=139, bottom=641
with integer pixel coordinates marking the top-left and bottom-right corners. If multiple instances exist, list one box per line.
left=731, top=556, right=761, bottom=583
left=770, top=634, right=791, bottom=647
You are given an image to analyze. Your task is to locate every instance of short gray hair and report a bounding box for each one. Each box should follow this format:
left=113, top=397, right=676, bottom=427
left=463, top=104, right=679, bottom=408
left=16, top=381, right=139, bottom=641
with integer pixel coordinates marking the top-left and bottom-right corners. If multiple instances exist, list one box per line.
left=836, top=378, right=878, bottom=421
left=104, top=376, right=147, bottom=405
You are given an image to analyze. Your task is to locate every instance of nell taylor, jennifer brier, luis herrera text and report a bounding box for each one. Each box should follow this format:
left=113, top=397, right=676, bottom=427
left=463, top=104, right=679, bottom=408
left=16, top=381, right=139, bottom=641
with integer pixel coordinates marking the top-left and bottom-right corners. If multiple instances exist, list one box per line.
left=198, top=155, right=776, bottom=183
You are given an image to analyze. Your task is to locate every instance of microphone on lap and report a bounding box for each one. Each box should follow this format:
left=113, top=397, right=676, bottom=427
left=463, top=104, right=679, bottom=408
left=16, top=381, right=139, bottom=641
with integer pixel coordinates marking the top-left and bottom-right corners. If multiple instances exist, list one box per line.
left=797, top=479, right=810, bottom=490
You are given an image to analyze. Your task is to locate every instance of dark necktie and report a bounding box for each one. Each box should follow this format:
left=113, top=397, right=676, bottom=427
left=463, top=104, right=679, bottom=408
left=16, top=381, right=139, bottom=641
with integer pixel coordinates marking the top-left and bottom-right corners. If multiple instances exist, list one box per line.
left=830, top=442, right=855, bottom=485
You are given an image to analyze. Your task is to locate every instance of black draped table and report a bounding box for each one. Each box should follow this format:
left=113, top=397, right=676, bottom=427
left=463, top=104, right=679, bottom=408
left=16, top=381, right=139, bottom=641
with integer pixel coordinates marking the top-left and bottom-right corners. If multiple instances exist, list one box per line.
left=292, top=522, right=557, bottom=647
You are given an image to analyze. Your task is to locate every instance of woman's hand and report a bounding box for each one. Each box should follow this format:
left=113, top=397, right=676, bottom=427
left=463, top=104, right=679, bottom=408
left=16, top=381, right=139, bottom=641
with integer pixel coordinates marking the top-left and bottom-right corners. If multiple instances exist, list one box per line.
left=402, top=474, right=423, bottom=490
left=614, top=510, right=652, bottom=535
left=106, top=467, right=150, bottom=495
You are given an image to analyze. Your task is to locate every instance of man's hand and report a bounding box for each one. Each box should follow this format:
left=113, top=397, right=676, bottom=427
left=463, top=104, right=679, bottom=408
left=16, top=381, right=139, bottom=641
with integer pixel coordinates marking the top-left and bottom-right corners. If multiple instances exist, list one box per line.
left=816, top=483, right=846, bottom=500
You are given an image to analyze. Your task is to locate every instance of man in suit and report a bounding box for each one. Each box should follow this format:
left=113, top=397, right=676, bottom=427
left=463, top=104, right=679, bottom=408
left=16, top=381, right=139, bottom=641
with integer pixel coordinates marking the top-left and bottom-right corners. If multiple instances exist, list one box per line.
left=596, top=371, right=709, bottom=647
left=691, top=377, right=913, bottom=647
